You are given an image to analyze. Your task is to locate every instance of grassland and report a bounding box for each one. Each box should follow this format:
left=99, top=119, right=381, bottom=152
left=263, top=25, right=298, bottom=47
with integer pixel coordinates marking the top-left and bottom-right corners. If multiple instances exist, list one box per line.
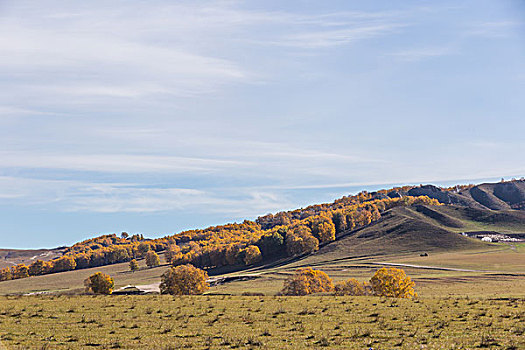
left=1, top=203, right=524, bottom=348
left=1, top=294, right=523, bottom=349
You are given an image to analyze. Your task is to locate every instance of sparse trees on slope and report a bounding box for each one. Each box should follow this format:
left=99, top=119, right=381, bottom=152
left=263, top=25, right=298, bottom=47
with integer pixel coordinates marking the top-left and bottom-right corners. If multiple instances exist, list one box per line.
left=84, top=272, right=114, bottom=295
left=160, top=264, right=209, bottom=295
left=281, top=267, right=334, bottom=296
left=369, top=267, right=416, bottom=299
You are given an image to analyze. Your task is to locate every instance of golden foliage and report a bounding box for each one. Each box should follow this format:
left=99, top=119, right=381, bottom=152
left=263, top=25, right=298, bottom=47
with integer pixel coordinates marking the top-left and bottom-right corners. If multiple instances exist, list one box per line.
left=160, top=264, right=209, bottom=295
left=129, top=259, right=139, bottom=272
left=0, top=267, right=12, bottom=281
left=281, top=267, right=334, bottom=296
left=243, top=245, right=262, bottom=265
left=165, top=244, right=182, bottom=264
left=334, top=278, right=370, bottom=296
left=370, top=267, right=416, bottom=298
left=11, top=264, right=29, bottom=279
left=6, top=188, right=443, bottom=283
left=145, top=251, right=160, bottom=267
left=84, top=272, right=114, bottom=295
left=286, top=226, right=319, bottom=256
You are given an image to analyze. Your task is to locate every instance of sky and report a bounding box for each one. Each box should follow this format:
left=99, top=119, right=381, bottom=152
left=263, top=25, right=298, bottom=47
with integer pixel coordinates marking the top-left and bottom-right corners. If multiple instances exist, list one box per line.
left=1, top=0, right=524, bottom=248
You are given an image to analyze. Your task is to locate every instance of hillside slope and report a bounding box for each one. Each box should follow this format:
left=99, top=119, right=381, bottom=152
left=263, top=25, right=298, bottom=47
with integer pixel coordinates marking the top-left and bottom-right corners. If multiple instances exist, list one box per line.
left=405, top=180, right=525, bottom=210
left=305, top=206, right=489, bottom=262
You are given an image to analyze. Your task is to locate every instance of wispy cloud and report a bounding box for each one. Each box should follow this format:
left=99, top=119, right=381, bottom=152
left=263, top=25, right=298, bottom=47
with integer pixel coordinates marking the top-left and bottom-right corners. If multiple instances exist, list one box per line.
left=388, top=46, right=456, bottom=62
left=464, top=21, right=522, bottom=38
left=0, top=152, right=246, bottom=174
left=0, top=176, right=292, bottom=217
left=278, top=24, right=404, bottom=49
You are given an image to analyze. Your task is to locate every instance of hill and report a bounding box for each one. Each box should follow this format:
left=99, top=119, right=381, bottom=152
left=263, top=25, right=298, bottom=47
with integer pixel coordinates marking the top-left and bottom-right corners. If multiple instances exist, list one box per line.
left=1, top=180, right=524, bottom=295
left=0, top=248, right=64, bottom=270
left=403, top=179, right=525, bottom=210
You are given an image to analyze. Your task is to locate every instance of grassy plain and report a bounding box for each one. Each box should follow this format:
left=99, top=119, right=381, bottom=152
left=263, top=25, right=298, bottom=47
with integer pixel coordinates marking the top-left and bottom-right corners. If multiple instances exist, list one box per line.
left=0, top=295, right=523, bottom=349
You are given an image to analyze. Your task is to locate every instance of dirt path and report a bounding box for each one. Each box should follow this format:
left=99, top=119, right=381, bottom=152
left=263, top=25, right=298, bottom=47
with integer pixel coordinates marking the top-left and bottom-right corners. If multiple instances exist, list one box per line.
left=371, top=262, right=500, bottom=273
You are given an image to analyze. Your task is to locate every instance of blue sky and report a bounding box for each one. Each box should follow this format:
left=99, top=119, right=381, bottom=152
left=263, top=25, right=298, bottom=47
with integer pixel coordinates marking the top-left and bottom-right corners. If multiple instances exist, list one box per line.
left=1, top=0, right=524, bottom=248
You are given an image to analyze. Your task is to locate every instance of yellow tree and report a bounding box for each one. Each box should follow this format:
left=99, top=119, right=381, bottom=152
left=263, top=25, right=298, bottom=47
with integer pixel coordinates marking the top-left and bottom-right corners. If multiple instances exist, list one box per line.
left=51, top=255, right=77, bottom=273
left=160, top=264, right=209, bottom=295
left=369, top=267, right=416, bottom=298
left=28, top=260, right=49, bottom=276
left=285, top=226, right=319, bottom=256
left=281, top=267, right=334, bottom=296
left=84, top=272, right=114, bottom=295
left=165, top=244, right=182, bottom=264
left=11, top=264, right=29, bottom=279
left=145, top=251, right=160, bottom=268
left=310, top=215, right=336, bottom=243
left=129, top=259, right=139, bottom=272
left=0, top=267, right=12, bottom=281
left=243, top=245, right=262, bottom=265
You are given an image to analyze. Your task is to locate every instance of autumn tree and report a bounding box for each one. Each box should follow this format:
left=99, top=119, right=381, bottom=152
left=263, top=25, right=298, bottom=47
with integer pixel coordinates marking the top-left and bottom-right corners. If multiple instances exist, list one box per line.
left=369, top=267, right=416, bottom=298
left=145, top=251, right=160, bottom=268
left=28, top=260, right=49, bottom=276
left=165, top=244, right=182, bottom=264
left=129, top=259, right=139, bottom=272
left=243, top=245, right=262, bottom=265
left=84, top=272, right=114, bottom=295
left=285, top=226, right=319, bottom=256
left=310, top=215, right=336, bottom=244
left=11, top=264, right=29, bottom=279
left=334, top=278, right=370, bottom=296
left=160, top=264, right=209, bottom=295
left=51, top=255, right=77, bottom=273
left=332, top=211, right=347, bottom=234
left=137, top=242, right=151, bottom=257
left=281, top=267, right=334, bottom=296
left=256, top=231, right=284, bottom=257
left=0, top=267, right=12, bottom=281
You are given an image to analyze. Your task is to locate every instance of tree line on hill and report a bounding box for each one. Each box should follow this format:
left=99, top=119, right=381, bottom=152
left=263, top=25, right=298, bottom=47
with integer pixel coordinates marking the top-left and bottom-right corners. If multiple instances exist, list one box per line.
left=0, top=192, right=440, bottom=282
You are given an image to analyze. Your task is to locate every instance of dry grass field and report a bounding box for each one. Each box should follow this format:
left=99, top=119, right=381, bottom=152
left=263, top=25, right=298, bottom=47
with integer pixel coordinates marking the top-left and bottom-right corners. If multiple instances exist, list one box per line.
left=0, top=295, right=523, bottom=349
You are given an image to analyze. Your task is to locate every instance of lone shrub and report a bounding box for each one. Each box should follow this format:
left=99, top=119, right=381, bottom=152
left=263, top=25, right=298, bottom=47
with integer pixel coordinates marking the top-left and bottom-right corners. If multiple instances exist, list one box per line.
left=160, top=264, right=209, bottom=295
left=145, top=251, right=160, bottom=268
left=334, top=278, right=370, bottom=296
left=281, top=267, right=333, bottom=296
left=129, top=259, right=139, bottom=272
left=369, top=267, right=416, bottom=298
left=84, top=272, right=114, bottom=295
